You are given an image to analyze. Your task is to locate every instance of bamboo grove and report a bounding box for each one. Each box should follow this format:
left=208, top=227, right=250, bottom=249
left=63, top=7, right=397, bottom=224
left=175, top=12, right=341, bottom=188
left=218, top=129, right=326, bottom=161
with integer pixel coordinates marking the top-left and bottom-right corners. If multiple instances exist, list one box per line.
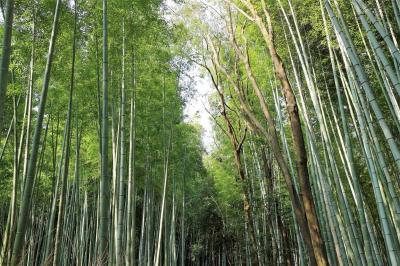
left=0, top=0, right=400, bottom=265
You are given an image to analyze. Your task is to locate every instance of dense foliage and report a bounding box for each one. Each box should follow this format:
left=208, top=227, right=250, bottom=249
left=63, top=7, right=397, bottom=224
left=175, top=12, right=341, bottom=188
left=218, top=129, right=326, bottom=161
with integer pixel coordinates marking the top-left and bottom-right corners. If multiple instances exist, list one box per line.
left=0, top=0, right=399, bottom=265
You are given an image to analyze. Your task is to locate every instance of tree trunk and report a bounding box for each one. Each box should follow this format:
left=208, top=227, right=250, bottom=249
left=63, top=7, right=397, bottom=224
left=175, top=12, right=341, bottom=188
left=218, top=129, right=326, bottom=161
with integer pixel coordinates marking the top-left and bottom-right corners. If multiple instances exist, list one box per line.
left=239, top=1, right=328, bottom=264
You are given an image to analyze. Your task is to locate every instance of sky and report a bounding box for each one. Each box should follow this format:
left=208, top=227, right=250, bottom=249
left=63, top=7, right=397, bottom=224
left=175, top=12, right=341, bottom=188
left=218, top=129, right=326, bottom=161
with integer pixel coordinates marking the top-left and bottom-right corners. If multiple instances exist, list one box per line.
left=182, top=66, right=215, bottom=153
left=163, top=0, right=215, bottom=153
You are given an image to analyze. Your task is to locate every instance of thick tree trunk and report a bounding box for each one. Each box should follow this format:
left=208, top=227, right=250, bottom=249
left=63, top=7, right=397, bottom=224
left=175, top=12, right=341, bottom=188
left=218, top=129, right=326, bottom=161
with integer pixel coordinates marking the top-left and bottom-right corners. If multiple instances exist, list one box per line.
left=237, top=1, right=328, bottom=264
left=209, top=36, right=317, bottom=265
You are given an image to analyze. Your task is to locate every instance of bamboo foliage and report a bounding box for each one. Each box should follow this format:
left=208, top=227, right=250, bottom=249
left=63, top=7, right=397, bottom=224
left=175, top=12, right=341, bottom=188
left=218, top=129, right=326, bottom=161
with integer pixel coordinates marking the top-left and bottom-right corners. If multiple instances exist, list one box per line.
left=186, top=0, right=400, bottom=264
left=1, top=0, right=400, bottom=265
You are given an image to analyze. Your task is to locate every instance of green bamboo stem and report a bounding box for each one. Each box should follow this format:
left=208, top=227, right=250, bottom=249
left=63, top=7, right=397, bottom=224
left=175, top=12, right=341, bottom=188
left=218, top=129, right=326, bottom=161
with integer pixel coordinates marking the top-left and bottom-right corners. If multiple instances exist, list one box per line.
left=11, top=0, right=62, bottom=262
left=354, top=0, right=400, bottom=66
left=0, top=0, right=15, bottom=127
left=99, top=0, right=111, bottom=262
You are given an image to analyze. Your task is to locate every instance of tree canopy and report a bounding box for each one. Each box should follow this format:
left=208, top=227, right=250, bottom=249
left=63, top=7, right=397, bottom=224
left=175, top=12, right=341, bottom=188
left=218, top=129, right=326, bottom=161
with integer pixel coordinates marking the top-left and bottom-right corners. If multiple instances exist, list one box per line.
left=0, top=0, right=400, bottom=265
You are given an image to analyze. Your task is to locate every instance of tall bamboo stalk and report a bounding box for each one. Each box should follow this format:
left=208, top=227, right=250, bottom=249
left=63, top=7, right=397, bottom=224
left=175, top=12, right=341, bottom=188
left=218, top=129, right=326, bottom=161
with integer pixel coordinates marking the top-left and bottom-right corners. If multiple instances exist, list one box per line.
left=99, top=0, right=110, bottom=262
left=0, top=0, right=15, bottom=127
left=11, top=0, right=62, bottom=263
left=52, top=2, right=77, bottom=264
